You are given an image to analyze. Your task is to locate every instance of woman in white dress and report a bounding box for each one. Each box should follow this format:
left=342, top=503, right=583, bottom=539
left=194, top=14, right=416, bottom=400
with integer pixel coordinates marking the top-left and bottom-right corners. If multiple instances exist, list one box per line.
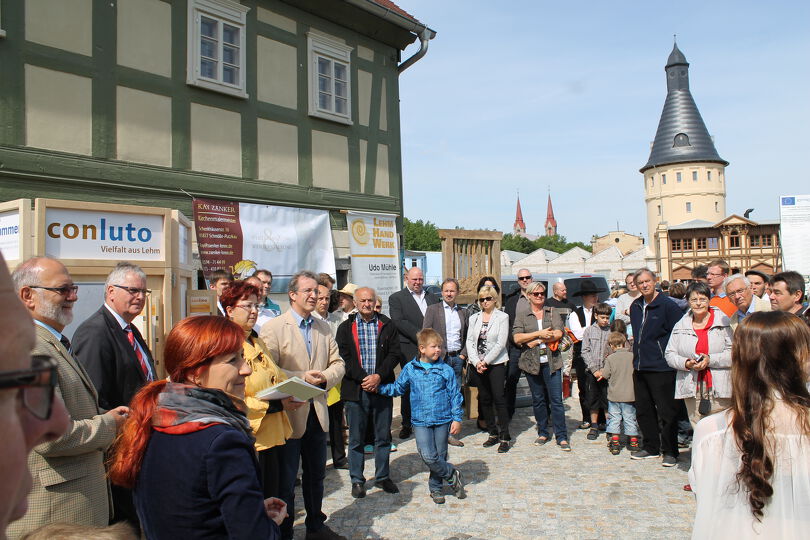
left=689, top=311, right=810, bottom=539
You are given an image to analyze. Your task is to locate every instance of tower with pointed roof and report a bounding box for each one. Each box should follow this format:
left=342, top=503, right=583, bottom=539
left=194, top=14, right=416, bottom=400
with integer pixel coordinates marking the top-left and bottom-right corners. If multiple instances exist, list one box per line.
left=513, top=195, right=527, bottom=235
left=641, top=43, right=729, bottom=245
left=544, top=194, right=557, bottom=236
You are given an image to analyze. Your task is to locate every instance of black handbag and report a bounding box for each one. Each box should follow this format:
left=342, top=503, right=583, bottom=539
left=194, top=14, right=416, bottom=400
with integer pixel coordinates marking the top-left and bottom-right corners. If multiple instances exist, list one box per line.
left=463, top=364, right=477, bottom=387
left=698, top=379, right=712, bottom=416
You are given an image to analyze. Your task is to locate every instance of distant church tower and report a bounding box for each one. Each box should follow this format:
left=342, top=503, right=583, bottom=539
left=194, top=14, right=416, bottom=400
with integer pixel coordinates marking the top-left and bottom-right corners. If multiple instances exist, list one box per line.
left=513, top=195, right=527, bottom=235
left=544, top=194, right=557, bottom=236
left=640, top=43, right=729, bottom=245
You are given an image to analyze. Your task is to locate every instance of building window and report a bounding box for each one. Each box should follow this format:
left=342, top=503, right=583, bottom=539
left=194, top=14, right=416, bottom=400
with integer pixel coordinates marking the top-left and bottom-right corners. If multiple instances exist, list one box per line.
left=683, top=238, right=693, bottom=250
left=677, top=172, right=682, bottom=183
left=750, top=235, right=761, bottom=247
left=715, top=201, right=719, bottom=212
left=729, top=230, right=740, bottom=248
left=762, top=234, right=772, bottom=247
left=671, top=239, right=682, bottom=251
left=707, top=237, right=719, bottom=249
left=673, top=133, right=690, bottom=147
left=697, top=237, right=707, bottom=250
left=686, top=202, right=692, bottom=213
left=657, top=205, right=661, bottom=216
left=308, top=32, right=353, bottom=125
left=707, top=171, right=712, bottom=181
left=650, top=176, right=654, bottom=187
left=692, top=171, right=698, bottom=182
left=186, top=0, right=249, bottom=98
left=662, top=174, right=667, bottom=184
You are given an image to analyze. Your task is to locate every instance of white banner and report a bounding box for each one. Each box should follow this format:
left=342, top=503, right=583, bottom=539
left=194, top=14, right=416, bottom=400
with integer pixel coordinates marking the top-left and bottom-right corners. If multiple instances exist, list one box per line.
left=347, top=211, right=401, bottom=314
left=779, top=195, right=810, bottom=279
left=44, top=208, right=165, bottom=261
left=0, top=210, right=21, bottom=261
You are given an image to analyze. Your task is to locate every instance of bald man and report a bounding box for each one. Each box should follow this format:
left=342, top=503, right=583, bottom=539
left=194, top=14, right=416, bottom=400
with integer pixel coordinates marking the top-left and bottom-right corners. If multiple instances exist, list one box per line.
left=388, top=268, right=440, bottom=438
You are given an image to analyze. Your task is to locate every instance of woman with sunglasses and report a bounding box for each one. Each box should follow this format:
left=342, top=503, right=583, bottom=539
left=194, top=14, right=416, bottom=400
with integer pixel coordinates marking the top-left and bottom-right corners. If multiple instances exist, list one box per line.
left=221, top=281, right=297, bottom=501
left=465, top=285, right=511, bottom=452
left=512, top=281, right=570, bottom=451
left=109, top=316, right=286, bottom=539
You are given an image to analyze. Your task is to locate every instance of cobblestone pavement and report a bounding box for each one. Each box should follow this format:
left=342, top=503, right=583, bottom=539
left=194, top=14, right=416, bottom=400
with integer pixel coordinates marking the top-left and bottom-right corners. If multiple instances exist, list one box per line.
left=291, top=397, right=695, bottom=539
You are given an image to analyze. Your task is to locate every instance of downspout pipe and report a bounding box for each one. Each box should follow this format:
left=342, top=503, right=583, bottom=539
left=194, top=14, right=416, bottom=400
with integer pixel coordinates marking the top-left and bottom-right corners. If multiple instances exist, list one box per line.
left=342, top=0, right=436, bottom=72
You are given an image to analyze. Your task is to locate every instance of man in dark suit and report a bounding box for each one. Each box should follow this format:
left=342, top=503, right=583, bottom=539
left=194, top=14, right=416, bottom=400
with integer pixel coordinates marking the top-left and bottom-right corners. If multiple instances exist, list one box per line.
left=422, top=277, right=468, bottom=446
left=73, top=262, right=156, bottom=530
left=388, top=267, right=440, bottom=438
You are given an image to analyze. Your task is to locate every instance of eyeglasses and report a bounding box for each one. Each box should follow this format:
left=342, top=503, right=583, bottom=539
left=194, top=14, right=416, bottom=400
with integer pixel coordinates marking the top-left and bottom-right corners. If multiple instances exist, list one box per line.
left=29, top=285, right=78, bottom=296
left=479, top=297, right=494, bottom=302
left=112, top=284, right=151, bottom=296
left=518, top=276, right=532, bottom=281
left=529, top=292, right=546, bottom=298
left=726, top=288, right=748, bottom=298
left=235, top=303, right=261, bottom=312
left=0, top=355, right=57, bottom=420
left=688, top=297, right=709, bottom=305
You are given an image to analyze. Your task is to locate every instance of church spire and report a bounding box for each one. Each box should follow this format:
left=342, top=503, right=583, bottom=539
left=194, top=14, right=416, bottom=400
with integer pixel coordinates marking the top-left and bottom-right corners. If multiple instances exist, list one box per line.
left=544, top=193, right=557, bottom=237
left=513, top=194, right=526, bottom=235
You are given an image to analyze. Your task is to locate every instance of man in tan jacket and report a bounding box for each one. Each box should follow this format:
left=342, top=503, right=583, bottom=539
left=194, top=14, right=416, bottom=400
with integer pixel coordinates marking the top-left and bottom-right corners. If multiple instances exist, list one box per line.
left=260, top=270, right=345, bottom=540
left=8, top=257, right=129, bottom=538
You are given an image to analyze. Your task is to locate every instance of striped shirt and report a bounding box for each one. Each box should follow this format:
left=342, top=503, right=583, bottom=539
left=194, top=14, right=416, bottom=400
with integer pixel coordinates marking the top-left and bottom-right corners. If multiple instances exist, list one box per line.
left=357, top=314, right=379, bottom=374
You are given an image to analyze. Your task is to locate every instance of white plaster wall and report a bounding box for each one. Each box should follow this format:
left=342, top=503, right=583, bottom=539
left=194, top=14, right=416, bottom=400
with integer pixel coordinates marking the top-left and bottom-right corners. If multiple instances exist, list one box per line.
left=25, top=65, right=92, bottom=155
left=257, top=119, right=298, bottom=184
left=117, top=0, right=172, bottom=77
left=190, top=104, right=242, bottom=177
left=257, top=36, right=297, bottom=109
left=311, top=131, right=349, bottom=191
left=257, top=7, right=297, bottom=33
left=26, top=0, right=92, bottom=56
left=116, top=86, right=172, bottom=167
left=375, top=144, right=389, bottom=196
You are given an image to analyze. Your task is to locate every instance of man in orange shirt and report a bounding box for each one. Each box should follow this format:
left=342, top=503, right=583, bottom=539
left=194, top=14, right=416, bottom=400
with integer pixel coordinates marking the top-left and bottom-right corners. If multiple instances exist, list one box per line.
left=706, top=259, right=736, bottom=317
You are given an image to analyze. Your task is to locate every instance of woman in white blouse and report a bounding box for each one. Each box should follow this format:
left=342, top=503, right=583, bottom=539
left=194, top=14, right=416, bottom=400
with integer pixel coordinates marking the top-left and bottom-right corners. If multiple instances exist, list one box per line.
left=689, top=311, right=810, bottom=539
left=465, top=286, right=511, bottom=453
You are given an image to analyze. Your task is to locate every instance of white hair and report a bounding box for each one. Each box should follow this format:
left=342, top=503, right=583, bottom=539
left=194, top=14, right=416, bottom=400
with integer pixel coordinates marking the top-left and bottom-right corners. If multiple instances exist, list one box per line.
left=723, top=273, right=750, bottom=291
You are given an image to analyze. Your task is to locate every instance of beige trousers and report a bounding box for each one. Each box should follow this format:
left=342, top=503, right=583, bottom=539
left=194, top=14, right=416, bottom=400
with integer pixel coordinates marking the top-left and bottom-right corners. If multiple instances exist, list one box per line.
left=684, top=395, right=732, bottom=426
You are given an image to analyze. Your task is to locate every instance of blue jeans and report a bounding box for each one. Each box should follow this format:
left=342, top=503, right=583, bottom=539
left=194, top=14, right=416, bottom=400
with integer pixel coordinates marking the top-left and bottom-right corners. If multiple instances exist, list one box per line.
left=607, top=401, right=639, bottom=436
left=277, top=408, right=327, bottom=538
left=344, top=391, right=393, bottom=484
left=413, top=424, right=455, bottom=493
left=443, top=353, right=464, bottom=390
left=524, top=363, right=568, bottom=442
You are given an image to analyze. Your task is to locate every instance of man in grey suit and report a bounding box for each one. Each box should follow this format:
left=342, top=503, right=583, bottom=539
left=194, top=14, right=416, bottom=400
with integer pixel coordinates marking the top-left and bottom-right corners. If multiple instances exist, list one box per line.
left=388, top=267, right=440, bottom=438
left=8, top=257, right=129, bottom=538
left=422, top=277, right=468, bottom=446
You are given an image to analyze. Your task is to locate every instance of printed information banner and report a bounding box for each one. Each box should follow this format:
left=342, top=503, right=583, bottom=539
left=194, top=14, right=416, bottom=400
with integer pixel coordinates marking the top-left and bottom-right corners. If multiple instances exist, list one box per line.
left=193, top=198, right=336, bottom=289
left=0, top=210, right=21, bottom=261
left=347, top=211, right=401, bottom=313
left=779, top=195, right=810, bottom=279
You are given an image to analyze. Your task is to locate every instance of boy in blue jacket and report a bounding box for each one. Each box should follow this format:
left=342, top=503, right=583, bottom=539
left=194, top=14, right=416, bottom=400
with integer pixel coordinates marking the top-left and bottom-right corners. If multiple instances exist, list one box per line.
left=378, top=328, right=466, bottom=504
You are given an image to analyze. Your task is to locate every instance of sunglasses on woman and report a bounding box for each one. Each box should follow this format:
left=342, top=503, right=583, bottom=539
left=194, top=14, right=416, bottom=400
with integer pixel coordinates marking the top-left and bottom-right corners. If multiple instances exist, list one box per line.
left=479, top=297, right=494, bottom=302
left=0, top=355, right=58, bottom=420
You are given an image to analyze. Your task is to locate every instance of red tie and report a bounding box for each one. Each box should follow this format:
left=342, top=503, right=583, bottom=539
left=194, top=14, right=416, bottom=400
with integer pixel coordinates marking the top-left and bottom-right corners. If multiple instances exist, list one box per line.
left=126, top=325, right=151, bottom=381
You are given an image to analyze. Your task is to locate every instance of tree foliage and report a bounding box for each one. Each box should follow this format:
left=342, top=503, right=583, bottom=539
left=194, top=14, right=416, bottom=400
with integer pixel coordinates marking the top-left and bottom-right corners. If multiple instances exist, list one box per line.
left=502, top=233, right=592, bottom=255
left=403, top=218, right=441, bottom=251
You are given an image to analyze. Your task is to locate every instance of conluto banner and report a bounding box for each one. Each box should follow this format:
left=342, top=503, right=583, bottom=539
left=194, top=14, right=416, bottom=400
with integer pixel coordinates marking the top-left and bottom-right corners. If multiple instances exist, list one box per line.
left=347, top=211, right=401, bottom=312
left=193, top=198, right=336, bottom=289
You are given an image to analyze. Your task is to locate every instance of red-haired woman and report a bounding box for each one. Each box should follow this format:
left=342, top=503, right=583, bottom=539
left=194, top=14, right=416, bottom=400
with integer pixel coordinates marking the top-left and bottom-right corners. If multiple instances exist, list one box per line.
left=221, top=281, right=297, bottom=499
left=109, top=316, right=286, bottom=539
left=689, top=311, right=810, bottom=538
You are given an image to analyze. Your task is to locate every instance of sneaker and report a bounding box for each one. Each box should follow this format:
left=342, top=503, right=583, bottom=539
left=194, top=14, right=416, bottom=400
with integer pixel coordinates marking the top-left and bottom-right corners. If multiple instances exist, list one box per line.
left=578, top=421, right=591, bottom=430
left=482, top=435, right=499, bottom=448
left=497, top=440, right=510, bottom=453
left=586, top=428, right=599, bottom=441
left=628, top=437, right=640, bottom=451
left=630, top=449, right=661, bottom=460
left=533, top=436, right=550, bottom=446
left=662, top=455, right=678, bottom=467
left=448, top=436, right=464, bottom=447
left=430, top=491, right=446, bottom=504
left=609, top=436, right=621, bottom=455
left=363, top=444, right=373, bottom=454
left=390, top=443, right=398, bottom=452
left=448, top=469, right=466, bottom=499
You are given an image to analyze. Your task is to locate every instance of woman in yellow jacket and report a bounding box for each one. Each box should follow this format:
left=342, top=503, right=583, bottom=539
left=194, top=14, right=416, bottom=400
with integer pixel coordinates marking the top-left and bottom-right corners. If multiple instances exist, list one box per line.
left=221, top=280, right=298, bottom=498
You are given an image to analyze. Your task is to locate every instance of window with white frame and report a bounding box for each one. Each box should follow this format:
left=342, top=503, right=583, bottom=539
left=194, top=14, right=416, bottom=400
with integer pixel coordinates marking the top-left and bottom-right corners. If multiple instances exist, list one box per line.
left=187, top=0, right=249, bottom=98
left=308, top=32, right=353, bottom=124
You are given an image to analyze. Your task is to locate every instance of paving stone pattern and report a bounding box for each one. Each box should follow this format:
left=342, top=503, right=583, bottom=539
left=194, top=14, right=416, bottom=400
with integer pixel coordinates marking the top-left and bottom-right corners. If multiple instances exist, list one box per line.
left=291, top=397, right=696, bottom=539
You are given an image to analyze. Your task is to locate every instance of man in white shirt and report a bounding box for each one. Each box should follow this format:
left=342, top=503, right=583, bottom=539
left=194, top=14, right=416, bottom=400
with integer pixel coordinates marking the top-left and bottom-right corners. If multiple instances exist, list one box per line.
left=614, top=272, right=640, bottom=324
left=744, top=270, right=770, bottom=304
left=567, top=280, right=605, bottom=430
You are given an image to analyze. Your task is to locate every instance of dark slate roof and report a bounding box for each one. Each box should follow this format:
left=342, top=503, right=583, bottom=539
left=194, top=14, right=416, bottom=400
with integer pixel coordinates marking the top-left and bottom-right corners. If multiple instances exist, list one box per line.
left=641, top=45, right=728, bottom=172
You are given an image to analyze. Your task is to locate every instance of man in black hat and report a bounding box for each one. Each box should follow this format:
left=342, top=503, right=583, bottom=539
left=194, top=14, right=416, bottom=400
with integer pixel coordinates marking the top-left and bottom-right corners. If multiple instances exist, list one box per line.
left=567, top=279, right=606, bottom=430
left=744, top=270, right=770, bottom=303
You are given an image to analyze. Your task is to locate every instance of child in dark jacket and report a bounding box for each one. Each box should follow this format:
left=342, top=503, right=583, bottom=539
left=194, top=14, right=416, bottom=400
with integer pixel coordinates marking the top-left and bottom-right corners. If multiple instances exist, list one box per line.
left=599, top=332, right=639, bottom=454
left=378, top=329, right=465, bottom=504
left=581, top=302, right=612, bottom=440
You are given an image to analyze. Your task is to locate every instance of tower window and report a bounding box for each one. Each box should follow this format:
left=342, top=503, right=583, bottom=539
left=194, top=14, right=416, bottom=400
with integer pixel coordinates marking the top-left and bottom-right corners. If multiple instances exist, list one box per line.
left=686, top=202, right=692, bottom=213
left=715, top=201, right=719, bottom=212
left=657, top=205, right=661, bottom=216
left=677, top=172, right=682, bottom=183
left=662, top=174, right=667, bottom=184
left=692, top=171, right=698, bottom=182
left=707, top=171, right=712, bottom=181
left=650, top=177, right=654, bottom=187
left=673, top=133, right=690, bottom=147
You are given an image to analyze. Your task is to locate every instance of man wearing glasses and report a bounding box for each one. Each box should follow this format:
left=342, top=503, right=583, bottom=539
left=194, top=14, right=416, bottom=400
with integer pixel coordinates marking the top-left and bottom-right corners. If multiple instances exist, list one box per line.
left=8, top=257, right=129, bottom=537
left=724, top=274, right=771, bottom=331
left=0, top=254, right=69, bottom=537
left=72, top=262, right=155, bottom=531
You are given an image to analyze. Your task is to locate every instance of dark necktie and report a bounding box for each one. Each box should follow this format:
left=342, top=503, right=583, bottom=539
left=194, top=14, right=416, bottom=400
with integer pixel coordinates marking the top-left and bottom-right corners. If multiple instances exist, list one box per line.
left=125, top=325, right=151, bottom=381
left=60, top=335, right=71, bottom=353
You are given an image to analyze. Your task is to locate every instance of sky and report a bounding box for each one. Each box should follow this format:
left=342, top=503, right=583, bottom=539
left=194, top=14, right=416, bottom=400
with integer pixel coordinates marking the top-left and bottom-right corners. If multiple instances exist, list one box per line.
left=395, top=1, right=810, bottom=246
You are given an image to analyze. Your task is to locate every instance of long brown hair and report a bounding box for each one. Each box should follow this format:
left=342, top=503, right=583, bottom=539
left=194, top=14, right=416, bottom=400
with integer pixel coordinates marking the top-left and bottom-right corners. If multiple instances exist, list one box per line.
left=108, top=316, right=244, bottom=488
left=730, top=311, right=810, bottom=520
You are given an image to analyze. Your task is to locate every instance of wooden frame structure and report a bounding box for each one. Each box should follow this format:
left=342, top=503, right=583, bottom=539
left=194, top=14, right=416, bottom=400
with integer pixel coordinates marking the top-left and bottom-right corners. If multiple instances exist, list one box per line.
left=438, top=229, right=502, bottom=305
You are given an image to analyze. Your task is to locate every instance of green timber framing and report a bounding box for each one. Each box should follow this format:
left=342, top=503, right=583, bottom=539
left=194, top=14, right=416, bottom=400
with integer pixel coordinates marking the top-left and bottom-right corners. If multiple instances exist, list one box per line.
left=0, top=0, right=416, bottom=231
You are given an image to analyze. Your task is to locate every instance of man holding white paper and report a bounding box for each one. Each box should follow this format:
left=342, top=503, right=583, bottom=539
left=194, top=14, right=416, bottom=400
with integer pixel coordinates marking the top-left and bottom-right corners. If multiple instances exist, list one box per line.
left=335, top=287, right=401, bottom=498
left=260, top=271, right=346, bottom=540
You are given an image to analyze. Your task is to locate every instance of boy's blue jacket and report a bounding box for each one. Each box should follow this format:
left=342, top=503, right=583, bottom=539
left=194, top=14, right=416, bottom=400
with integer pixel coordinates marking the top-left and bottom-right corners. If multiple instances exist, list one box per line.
left=378, top=358, right=463, bottom=426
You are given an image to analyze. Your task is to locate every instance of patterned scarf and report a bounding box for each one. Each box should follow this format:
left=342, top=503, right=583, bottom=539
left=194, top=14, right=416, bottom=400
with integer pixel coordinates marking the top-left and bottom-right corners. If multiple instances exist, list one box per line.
left=153, top=383, right=253, bottom=441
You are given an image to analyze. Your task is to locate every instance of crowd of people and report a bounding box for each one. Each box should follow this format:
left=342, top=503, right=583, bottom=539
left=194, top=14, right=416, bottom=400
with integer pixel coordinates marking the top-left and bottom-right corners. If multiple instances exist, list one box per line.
left=1, top=253, right=809, bottom=539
